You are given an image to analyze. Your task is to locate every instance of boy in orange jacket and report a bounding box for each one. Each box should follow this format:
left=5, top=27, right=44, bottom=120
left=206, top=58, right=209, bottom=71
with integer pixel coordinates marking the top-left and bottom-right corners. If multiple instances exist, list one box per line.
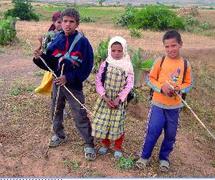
left=136, top=30, right=193, bottom=171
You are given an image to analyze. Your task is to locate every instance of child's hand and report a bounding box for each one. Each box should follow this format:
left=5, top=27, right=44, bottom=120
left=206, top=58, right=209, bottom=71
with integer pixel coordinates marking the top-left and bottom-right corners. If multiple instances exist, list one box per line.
left=34, top=49, right=42, bottom=59
left=54, top=75, right=67, bottom=86
left=174, top=85, right=180, bottom=94
left=161, top=82, right=174, bottom=97
left=112, top=97, right=121, bottom=108
left=102, top=95, right=115, bottom=108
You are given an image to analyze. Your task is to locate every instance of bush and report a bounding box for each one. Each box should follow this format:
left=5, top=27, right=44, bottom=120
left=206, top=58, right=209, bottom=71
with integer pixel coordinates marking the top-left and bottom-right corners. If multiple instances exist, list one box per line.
left=133, top=5, right=185, bottom=30
left=116, top=5, right=136, bottom=27
left=184, top=15, right=212, bottom=32
left=117, top=5, right=185, bottom=30
left=5, top=0, right=39, bottom=21
left=93, top=38, right=109, bottom=72
left=0, top=17, right=16, bottom=45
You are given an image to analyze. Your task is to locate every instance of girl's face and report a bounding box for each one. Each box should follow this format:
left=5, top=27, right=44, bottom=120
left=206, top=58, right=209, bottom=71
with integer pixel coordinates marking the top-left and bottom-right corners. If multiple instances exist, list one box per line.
left=111, top=43, right=123, bottom=60
left=54, top=18, right=62, bottom=31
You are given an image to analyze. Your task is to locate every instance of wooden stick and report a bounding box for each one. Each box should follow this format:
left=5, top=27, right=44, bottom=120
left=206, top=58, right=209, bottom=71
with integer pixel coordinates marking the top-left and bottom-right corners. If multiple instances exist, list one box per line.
left=166, top=81, right=215, bottom=140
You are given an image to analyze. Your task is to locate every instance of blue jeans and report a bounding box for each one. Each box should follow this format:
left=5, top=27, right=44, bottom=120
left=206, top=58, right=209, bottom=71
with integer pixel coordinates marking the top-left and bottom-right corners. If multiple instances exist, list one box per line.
left=141, top=105, right=179, bottom=161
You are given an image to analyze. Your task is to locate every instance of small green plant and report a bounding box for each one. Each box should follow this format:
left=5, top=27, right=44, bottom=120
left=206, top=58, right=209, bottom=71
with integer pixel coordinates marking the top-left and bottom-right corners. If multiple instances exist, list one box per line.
left=10, top=84, right=36, bottom=96
left=0, top=17, right=16, bottom=45
left=93, top=38, right=109, bottom=72
left=63, top=160, right=80, bottom=171
left=184, top=15, right=212, bottom=32
left=5, top=0, right=39, bottom=21
left=131, top=48, right=153, bottom=87
left=117, top=157, right=135, bottom=170
left=211, top=161, right=215, bottom=168
left=199, top=22, right=211, bottom=30
left=129, top=28, right=141, bottom=38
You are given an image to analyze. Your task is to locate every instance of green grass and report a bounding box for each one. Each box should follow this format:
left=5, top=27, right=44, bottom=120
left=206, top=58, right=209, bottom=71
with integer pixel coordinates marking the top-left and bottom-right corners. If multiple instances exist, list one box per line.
left=10, top=83, right=36, bottom=96
left=35, top=4, right=124, bottom=23
left=34, top=70, right=45, bottom=77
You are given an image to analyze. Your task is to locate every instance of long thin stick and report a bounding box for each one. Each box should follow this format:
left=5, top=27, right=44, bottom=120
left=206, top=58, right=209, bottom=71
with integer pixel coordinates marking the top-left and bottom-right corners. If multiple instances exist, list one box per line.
left=167, top=82, right=215, bottom=140
left=53, top=64, right=64, bottom=121
left=44, top=64, right=64, bottom=158
left=38, top=55, right=93, bottom=116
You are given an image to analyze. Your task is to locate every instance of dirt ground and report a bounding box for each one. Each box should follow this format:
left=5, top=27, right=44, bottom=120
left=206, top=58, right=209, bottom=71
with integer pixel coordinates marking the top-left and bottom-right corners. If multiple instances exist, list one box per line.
left=0, top=21, right=215, bottom=177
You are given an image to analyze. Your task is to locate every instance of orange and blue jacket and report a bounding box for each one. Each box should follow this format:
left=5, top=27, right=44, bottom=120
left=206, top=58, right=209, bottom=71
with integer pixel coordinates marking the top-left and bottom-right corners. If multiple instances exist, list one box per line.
left=146, top=56, right=193, bottom=109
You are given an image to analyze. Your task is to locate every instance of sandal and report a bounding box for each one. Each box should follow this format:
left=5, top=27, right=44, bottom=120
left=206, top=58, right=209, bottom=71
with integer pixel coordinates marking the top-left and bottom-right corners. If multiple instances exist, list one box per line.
left=98, top=147, right=108, bottom=155
left=84, top=146, right=96, bottom=161
left=114, top=151, right=123, bottom=159
left=49, top=135, right=67, bottom=148
left=136, top=158, right=149, bottom=169
left=159, top=160, right=170, bottom=172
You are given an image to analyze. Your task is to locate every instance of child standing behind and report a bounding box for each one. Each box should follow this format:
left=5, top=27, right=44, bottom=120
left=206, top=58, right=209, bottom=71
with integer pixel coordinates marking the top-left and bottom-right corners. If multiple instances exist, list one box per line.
left=35, top=11, right=62, bottom=95
left=92, top=36, right=134, bottom=159
left=136, top=30, right=193, bottom=171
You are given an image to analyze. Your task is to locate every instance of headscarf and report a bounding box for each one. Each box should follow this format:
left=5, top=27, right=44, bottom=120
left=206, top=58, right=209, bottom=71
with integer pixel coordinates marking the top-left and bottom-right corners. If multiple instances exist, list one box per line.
left=106, top=36, right=134, bottom=75
left=48, top=11, right=62, bottom=31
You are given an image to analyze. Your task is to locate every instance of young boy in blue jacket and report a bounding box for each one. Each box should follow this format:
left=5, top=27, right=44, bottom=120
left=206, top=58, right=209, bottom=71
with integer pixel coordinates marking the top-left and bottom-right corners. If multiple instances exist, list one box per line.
left=33, top=8, right=96, bottom=161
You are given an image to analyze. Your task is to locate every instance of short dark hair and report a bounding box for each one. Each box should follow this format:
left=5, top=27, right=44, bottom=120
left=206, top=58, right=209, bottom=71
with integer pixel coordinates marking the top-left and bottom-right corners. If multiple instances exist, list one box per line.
left=163, top=30, right=182, bottom=44
left=61, top=8, right=80, bottom=24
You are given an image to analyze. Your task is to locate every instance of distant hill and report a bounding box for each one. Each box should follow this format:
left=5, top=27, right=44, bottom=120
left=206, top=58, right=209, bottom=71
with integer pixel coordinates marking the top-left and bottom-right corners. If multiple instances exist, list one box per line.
left=34, top=0, right=215, bottom=6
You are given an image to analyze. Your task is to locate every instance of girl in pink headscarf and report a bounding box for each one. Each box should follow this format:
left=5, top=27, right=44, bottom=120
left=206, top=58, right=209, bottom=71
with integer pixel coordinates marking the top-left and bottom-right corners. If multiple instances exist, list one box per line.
left=91, top=36, right=134, bottom=159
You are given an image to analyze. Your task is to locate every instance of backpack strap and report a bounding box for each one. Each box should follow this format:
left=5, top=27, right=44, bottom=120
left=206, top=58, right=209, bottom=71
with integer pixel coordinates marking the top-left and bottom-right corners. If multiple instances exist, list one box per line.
left=182, top=58, right=187, bottom=83
left=101, top=62, right=109, bottom=86
left=157, top=56, right=165, bottom=80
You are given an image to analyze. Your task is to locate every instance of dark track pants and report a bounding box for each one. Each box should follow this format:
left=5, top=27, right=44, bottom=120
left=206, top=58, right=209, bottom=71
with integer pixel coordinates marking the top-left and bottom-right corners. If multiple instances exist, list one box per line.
left=141, top=105, right=179, bottom=161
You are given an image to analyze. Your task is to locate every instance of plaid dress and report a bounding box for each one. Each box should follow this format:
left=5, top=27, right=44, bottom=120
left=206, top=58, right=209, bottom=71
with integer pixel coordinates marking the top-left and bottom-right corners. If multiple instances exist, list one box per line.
left=92, top=65, right=127, bottom=140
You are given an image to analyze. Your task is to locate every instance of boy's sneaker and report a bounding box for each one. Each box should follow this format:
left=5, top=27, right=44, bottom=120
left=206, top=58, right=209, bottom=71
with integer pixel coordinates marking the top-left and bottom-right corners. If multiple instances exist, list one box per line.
left=49, top=135, right=67, bottom=148
left=136, top=158, right=149, bottom=169
left=159, top=160, right=170, bottom=172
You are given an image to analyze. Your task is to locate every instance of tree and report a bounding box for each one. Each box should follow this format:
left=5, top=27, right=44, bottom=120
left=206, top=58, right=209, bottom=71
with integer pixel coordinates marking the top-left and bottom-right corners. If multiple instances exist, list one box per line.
left=98, top=0, right=106, bottom=6
left=5, top=0, right=39, bottom=21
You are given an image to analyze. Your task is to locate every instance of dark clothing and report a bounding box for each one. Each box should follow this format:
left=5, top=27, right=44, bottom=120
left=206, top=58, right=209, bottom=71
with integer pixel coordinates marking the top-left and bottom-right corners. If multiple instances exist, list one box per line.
left=52, top=84, right=94, bottom=147
left=33, top=30, right=94, bottom=147
left=33, top=30, right=94, bottom=91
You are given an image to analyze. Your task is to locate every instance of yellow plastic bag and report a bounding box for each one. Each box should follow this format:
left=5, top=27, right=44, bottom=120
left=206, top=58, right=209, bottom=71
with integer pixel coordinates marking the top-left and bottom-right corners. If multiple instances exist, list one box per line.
left=35, top=71, right=53, bottom=96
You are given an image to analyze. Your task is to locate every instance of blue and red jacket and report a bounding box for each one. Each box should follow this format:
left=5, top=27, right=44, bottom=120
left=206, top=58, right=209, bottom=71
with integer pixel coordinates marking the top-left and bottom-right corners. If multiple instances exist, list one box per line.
left=40, top=30, right=94, bottom=91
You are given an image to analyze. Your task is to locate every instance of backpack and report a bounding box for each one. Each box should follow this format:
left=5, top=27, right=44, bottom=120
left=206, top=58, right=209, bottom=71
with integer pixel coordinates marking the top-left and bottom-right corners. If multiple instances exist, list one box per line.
left=149, top=56, right=188, bottom=100
left=101, top=62, right=135, bottom=103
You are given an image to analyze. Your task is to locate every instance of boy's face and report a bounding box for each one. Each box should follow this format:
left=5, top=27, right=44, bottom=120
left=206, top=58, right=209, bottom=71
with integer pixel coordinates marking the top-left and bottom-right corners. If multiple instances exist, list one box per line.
left=62, top=16, right=78, bottom=35
left=111, top=44, right=123, bottom=60
left=163, top=38, right=182, bottom=59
